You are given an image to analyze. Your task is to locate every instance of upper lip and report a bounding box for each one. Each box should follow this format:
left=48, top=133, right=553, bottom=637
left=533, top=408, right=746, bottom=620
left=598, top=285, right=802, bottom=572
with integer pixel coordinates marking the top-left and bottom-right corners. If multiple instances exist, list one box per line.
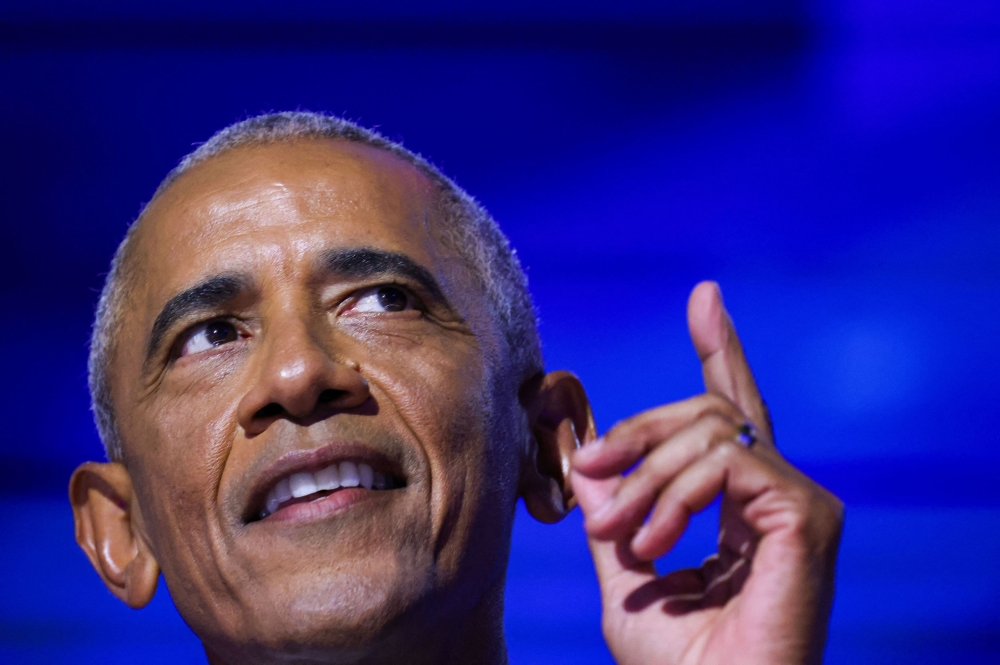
left=241, top=440, right=407, bottom=523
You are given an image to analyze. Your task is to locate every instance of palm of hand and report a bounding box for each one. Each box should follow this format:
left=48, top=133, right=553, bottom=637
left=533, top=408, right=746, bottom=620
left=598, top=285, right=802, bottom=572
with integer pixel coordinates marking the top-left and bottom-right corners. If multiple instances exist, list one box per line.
left=599, top=499, right=798, bottom=665
left=585, top=458, right=833, bottom=665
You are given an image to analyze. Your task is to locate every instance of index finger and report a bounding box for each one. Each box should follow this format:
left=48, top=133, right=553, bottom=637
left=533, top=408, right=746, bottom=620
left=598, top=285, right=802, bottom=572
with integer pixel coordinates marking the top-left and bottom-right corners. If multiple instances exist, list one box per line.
left=687, top=281, right=771, bottom=442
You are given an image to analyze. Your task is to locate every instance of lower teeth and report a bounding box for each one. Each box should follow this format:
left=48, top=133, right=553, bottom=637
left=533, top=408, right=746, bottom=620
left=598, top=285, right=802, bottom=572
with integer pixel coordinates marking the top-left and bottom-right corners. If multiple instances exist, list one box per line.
left=258, top=480, right=403, bottom=520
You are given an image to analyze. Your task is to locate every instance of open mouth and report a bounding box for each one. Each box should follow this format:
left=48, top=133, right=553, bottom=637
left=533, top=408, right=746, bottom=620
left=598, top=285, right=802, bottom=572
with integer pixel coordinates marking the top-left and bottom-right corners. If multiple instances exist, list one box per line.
left=250, top=459, right=406, bottom=522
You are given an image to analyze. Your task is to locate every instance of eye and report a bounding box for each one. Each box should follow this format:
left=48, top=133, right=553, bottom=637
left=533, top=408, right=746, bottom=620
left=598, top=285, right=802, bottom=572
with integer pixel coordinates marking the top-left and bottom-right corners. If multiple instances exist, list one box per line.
left=352, top=286, right=414, bottom=313
left=180, top=319, right=241, bottom=357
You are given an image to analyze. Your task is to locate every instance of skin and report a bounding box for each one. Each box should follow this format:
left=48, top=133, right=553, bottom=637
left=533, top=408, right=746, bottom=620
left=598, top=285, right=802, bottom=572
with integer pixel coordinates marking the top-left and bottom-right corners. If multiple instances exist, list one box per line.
left=70, top=138, right=842, bottom=664
left=572, top=282, right=844, bottom=665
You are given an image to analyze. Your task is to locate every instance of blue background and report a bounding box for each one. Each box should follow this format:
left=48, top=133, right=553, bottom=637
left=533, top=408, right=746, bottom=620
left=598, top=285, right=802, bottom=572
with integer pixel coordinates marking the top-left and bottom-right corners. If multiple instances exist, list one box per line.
left=1, top=1, right=998, bottom=662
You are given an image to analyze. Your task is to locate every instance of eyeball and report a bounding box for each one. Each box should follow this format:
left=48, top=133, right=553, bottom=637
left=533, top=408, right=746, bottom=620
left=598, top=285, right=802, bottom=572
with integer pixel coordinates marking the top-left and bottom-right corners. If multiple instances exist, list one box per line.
left=180, top=320, right=240, bottom=356
left=353, top=286, right=412, bottom=313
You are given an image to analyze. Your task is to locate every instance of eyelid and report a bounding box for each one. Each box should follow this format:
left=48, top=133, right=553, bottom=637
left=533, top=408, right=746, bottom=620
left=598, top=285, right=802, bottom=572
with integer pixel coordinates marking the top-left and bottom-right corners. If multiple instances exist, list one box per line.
left=339, top=282, right=425, bottom=314
left=170, top=315, right=248, bottom=359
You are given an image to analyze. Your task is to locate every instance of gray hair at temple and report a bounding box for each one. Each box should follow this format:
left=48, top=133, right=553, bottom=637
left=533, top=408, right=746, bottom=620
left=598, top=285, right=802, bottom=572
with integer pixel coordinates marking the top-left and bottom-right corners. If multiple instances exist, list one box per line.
left=88, top=111, right=543, bottom=462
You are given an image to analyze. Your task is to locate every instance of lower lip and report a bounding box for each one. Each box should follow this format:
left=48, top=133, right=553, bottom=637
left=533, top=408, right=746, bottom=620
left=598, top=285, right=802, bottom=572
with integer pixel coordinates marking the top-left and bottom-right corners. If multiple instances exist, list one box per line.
left=262, top=487, right=385, bottom=524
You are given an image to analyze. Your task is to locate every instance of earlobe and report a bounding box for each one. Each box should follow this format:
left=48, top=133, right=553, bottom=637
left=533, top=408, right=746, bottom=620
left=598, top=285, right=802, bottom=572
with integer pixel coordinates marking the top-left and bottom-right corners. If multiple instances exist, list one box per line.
left=520, top=370, right=596, bottom=524
left=69, top=462, right=160, bottom=608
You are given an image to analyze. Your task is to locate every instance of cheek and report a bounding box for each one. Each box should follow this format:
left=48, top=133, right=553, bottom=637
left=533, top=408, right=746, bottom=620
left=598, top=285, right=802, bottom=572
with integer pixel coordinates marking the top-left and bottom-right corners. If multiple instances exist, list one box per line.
left=148, top=359, right=242, bottom=482
left=126, top=360, right=244, bottom=581
left=350, top=324, right=520, bottom=572
left=353, top=323, right=491, bottom=466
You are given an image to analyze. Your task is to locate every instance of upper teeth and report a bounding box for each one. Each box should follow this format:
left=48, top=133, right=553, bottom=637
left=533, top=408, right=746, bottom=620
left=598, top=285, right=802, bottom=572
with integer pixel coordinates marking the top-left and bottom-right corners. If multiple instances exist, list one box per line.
left=263, top=461, right=385, bottom=518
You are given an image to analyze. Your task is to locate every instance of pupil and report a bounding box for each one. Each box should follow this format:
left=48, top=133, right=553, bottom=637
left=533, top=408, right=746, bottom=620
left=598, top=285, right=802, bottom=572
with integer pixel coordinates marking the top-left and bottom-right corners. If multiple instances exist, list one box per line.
left=377, top=287, right=407, bottom=312
left=206, top=321, right=235, bottom=345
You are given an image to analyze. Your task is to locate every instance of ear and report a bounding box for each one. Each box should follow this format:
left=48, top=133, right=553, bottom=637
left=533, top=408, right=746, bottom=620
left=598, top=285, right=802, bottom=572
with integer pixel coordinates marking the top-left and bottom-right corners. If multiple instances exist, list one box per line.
left=519, top=370, right=596, bottom=524
left=69, top=462, right=159, bottom=608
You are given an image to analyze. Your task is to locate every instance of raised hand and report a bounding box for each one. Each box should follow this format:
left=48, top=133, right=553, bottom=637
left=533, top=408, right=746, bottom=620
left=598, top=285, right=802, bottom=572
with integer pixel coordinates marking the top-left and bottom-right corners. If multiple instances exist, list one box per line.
left=571, top=281, right=843, bottom=665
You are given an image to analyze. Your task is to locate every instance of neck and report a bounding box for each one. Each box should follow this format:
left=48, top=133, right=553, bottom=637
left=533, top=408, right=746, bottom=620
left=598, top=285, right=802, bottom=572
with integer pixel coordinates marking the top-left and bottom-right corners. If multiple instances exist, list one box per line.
left=417, top=573, right=509, bottom=665
left=204, top=572, right=509, bottom=665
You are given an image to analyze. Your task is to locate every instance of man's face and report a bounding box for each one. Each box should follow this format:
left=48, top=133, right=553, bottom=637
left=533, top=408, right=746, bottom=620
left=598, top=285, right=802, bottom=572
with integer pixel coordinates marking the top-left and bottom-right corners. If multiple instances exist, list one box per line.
left=109, top=140, right=524, bottom=657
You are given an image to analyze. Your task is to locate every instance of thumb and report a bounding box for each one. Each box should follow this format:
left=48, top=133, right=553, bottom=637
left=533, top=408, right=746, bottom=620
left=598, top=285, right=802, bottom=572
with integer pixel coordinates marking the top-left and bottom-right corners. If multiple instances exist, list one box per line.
left=687, top=281, right=771, bottom=441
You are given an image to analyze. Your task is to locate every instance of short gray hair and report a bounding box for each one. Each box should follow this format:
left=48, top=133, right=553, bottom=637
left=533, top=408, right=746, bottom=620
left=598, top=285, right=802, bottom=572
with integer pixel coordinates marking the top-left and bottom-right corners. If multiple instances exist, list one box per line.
left=89, top=111, right=543, bottom=462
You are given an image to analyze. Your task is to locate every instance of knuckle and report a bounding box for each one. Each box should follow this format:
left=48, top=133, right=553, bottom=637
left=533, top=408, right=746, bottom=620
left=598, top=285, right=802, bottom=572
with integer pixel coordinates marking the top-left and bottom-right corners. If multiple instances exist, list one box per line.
left=601, top=424, right=627, bottom=447
left=781, top=484, right=843, bottom=543
left=701, top=412, right=737, bottom=437
left=785, top=508, right=811, bottom=538
left=624, top=463, right=651, bottom=491
left=713, top=439, right=742, bottom=462
left=658, top=491, right=688, bottom=524
left=818, top=491, right=846, bottom=530
left=642, top=451, right=672, bottom=478
left=603, top=416, right=635, bottom=442
left=786, top=483, right=812, bottom=505
left=699, top=391, right=740, bottom=417
left=800, top=481, right=844, bottom=525
left=610, top=410, right=668, bottom=447
left=829, top=494, right=846, bottom=521
left=693, top=414, right=736, bottom=455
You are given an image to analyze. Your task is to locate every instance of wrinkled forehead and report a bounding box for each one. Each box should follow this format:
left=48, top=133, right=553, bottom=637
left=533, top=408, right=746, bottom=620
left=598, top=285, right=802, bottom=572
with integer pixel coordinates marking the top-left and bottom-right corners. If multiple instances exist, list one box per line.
left=131, top=139, right=448, bottom=294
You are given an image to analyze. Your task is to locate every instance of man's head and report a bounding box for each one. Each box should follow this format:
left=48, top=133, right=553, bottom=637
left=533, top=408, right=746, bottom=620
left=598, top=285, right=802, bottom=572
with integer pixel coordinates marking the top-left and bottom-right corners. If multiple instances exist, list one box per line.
left=89, top=112, right=543, bottom=463
left=70, top=113, right=594, bottom=663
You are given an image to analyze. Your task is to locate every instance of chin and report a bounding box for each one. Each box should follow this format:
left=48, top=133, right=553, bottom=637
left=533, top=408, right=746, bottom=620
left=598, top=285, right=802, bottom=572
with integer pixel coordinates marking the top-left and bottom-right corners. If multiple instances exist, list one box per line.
left=195, top=556, right=438, bottom=662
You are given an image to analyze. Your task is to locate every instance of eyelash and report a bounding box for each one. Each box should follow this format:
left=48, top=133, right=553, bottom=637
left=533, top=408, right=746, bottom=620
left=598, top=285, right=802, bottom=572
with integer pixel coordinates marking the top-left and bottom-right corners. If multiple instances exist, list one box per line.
left=344, top=284, right=421, bottom=315
left=171, top=284, right=424, bottom=360
left=175, top=317, right=248, bottom=359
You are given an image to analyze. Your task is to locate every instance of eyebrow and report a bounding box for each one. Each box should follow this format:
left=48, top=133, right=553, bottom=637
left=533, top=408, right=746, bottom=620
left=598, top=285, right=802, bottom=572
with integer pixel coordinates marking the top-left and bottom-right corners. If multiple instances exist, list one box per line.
left=318, top=247, right=449, bottom=306
left=146, top=274, right=250, bottom=362
left=144, top=249, right=449, bottom=364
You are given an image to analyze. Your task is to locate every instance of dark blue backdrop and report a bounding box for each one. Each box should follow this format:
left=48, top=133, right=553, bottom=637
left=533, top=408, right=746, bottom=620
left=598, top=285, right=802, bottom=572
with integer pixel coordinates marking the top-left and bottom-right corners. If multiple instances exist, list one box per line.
left=2, top=1, right=999, bottom=663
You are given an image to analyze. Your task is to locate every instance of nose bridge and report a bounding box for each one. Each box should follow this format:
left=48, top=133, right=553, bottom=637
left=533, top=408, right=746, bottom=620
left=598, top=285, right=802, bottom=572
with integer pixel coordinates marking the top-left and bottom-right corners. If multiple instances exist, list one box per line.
left=264, top=297, right=332, bottom=380
left=236, top=289, right=369, bottom=433
left=258, top=236, right=332, bottom=369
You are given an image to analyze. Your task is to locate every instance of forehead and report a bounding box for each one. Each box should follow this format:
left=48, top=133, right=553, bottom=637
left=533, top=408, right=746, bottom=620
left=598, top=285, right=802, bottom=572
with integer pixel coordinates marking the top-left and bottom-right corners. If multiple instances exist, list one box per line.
left=133, top=139, right=443, bottom=290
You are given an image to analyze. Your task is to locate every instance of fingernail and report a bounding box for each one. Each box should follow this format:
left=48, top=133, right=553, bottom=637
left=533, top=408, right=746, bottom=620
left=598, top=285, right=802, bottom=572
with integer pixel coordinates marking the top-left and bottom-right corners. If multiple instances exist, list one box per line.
left=712, top=281, right=724, bottom=303
left=576, top=436, right=604, bottom=459
left=633, top=523, right=650, bottom=548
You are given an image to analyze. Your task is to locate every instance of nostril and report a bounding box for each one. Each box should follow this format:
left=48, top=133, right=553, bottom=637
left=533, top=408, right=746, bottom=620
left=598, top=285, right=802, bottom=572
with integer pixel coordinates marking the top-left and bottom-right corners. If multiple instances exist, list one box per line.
left=317, top=389, right=346, bottom=404
left=255, top=402, right=284, bottom=419
left=249, top=390, right=349, bottom=424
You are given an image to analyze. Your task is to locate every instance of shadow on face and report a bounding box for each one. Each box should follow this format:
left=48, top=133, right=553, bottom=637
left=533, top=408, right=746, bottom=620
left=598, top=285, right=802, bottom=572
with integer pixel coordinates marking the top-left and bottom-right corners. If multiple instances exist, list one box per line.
left=69, top=139, right=594, bottom=664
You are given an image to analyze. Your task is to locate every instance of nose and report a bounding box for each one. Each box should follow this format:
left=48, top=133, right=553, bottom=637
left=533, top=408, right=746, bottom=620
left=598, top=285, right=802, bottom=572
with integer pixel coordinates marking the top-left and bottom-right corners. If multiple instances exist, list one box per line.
left=237, top=315, right=370, bottom=436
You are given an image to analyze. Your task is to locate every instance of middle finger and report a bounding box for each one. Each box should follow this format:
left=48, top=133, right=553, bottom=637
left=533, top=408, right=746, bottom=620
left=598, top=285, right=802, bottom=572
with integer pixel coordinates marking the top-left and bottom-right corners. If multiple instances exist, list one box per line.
left=585, top=411, right=743, bottom=541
